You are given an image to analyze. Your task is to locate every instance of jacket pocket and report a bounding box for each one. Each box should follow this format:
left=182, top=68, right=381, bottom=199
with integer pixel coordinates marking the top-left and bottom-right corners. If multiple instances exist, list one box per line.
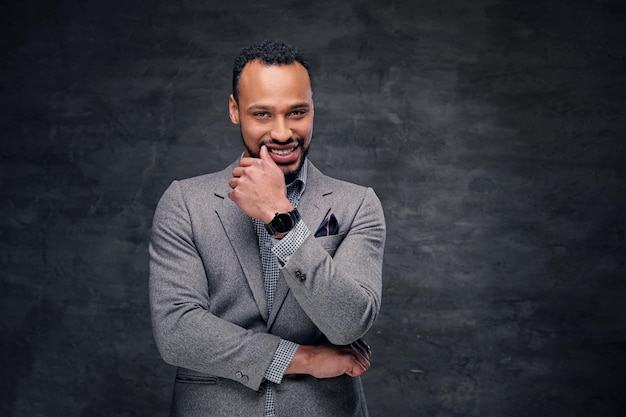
left=175, top=372, right=218, bottom=385
left=315, top=232, right=345, bottom=257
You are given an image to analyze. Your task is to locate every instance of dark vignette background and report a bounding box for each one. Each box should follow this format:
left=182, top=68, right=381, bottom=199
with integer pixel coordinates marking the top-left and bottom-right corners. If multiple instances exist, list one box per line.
left=1, top=0, right=625, bottom=416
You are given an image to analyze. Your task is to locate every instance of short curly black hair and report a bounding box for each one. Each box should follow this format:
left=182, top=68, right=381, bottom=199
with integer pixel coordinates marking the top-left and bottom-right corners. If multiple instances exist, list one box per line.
left=232, top=39, right=311, bottom=102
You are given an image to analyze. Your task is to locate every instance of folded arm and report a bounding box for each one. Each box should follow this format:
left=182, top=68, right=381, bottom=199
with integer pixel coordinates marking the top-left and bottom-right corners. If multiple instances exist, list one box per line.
left=149, top=181, right=281, bottom=391
left=278, top=187, right=386, bottom=346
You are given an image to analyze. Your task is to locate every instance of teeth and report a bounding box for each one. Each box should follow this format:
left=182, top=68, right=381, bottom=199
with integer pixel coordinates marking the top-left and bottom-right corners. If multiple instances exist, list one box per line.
left=270, top=147, right=296, bottom=156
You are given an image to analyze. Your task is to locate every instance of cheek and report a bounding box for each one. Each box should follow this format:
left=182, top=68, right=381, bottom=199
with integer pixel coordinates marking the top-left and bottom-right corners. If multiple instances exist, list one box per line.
left=295, top=120, right=314, bottom=140
left=241, top=122, right=266, bottom=142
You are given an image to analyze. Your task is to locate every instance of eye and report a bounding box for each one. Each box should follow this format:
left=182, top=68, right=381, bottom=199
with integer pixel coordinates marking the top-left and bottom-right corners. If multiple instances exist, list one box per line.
left=254, top=112, right=269, bottom=119
left=289, top=109, right=308, bottom=118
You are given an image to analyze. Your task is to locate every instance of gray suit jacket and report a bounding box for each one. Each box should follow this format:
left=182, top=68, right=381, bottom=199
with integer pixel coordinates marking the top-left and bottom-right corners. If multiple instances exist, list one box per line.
left=149, top=159, right=386, bottom=416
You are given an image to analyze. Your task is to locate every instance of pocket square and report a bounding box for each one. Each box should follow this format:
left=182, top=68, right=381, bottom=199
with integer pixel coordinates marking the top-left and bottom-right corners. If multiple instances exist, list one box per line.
left=314, top=213, right=338, bottom=237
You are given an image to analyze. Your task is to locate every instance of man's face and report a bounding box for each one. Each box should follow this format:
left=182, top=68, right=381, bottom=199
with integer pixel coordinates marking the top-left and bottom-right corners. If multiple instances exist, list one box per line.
left=229, top=60, right=314, bottom=182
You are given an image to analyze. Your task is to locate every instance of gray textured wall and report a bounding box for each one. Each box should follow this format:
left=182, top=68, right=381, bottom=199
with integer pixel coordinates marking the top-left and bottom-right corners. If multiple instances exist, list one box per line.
left=1, top=0, right=625, bottom=416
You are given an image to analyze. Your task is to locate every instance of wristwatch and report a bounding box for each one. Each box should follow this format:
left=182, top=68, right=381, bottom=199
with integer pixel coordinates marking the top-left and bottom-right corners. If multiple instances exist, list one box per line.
left=265, top=208, right=301, bottom=236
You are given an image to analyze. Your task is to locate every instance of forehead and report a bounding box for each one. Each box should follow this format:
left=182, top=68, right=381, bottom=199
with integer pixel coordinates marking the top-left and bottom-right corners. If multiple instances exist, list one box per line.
left=237, top=60, right=312, bottom=103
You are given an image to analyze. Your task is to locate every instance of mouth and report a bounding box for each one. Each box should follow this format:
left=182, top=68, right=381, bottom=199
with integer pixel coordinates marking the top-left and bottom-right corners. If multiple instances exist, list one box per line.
left=268, top=143, right=299, bottom=156
left=266, top=142, right=301, bottom=165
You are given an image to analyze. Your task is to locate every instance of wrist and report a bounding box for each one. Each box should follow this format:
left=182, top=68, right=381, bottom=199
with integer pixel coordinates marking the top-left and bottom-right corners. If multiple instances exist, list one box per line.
left=261, top=201, right=294, bottom=224
left=265, top=206, right=300, bottom=237
left=285, top=345, right=314, bottom=375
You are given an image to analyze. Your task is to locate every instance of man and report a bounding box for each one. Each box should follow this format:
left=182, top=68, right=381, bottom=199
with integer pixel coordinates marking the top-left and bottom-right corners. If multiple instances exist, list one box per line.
left=149, top=39, right=386, bottom=417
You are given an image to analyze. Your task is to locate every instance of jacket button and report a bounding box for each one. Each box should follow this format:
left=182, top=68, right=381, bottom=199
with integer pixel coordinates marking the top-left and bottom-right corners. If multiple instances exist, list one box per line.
left=295, top=270, right=306, bottom=281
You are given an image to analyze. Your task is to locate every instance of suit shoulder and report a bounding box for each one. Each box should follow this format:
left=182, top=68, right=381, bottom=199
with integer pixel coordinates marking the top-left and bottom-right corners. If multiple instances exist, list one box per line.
left=308, top=162, right=369, bottom=192
left=315, top=170, right=380, bottom=202
left=170, top=163, right=234, bottom=193
left=158, top=164, right=233, bottom=209
left=324, top=175, right=367, bottom=191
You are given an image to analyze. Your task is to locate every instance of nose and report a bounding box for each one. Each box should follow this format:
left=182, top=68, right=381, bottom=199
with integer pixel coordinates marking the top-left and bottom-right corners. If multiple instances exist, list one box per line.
left=270, top=117, right=293, bottom=142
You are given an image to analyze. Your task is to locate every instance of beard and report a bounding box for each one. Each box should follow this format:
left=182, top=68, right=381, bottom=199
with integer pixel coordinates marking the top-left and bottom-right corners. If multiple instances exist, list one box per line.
left=242, top=136, right=309, bottom=184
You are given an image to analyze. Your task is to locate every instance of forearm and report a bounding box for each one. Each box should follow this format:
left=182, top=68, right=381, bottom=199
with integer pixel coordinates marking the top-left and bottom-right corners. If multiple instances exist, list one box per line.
left=273, top=251, right=374, bottom=344
left=149, top=181, right=280, bottom=390
left=150, top=267, right=281, bottom=390
left=285, top=340, right=372, bottom=379
left=282, top=245, right=382, bottom=344
left=278, top=190, right=385, bottom=345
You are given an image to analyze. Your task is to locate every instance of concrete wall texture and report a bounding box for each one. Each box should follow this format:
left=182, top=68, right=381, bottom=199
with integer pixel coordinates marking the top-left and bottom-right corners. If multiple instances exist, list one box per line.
left=1, top=0, right=625, bottom=416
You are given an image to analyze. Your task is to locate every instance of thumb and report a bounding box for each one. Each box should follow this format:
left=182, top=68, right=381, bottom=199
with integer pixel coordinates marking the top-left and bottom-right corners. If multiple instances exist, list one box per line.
left=259, top=145, right=275, bottom=164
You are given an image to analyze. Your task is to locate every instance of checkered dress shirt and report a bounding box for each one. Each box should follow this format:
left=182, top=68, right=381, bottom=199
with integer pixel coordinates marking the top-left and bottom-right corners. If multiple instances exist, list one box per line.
left=253, top=162, right=310, bottom=417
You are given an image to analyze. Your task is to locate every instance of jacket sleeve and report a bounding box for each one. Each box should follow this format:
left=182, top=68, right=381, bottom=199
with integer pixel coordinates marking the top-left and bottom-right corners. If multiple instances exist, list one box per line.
left=148, top=180, right=279, bottom=391
left=280, top=187, right=386, bottom=345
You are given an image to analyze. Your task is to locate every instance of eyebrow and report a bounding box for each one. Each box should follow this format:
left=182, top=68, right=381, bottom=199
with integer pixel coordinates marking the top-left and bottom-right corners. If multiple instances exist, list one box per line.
left=247, top=102, right=312, bottom=112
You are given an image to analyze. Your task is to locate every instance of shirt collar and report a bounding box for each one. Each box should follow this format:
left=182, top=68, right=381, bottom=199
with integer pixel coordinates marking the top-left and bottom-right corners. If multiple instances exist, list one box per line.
left=287, top=157, right=308, bottom=195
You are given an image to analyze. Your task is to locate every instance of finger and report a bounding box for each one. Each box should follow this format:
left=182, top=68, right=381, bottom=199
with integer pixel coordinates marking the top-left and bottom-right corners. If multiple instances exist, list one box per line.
left=351, top=339, right=371, bottom=360
left=354, top=339, right=372, bottom=357
left=350, top=341, right=367, bottom=358
left=231, top=167, right=243, bottom=178
left=349, top=356, right=368, bottom=376
left=336, top=345, right=367, bottom=373
left=259, top=145, right=270, bottom=160
left=259, top=145, right=278, bottom=167
left=228, top=177, right=238, bottom=189
left=341, top=343, right=365, bottom=358
left=349, top=344, right=370, bottom=370
left=238, top=156, right=256, bottom=167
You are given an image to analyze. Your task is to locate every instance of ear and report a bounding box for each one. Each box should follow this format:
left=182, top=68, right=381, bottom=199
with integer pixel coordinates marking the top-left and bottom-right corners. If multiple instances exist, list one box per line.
left=228, top=94, right=240, bottom=124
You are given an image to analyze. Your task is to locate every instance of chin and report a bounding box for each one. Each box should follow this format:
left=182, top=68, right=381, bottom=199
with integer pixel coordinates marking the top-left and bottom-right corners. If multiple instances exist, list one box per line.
left=282, top=159, right=305, bottom=184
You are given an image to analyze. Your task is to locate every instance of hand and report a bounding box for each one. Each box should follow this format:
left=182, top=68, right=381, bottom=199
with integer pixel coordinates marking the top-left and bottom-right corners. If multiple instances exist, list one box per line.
left=285, top=339, right=373, bottom=379
left=228, top=146, right=293, bottom=223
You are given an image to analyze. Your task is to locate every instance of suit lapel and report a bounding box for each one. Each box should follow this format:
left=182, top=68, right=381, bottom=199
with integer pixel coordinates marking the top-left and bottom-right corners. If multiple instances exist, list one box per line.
left=214, top=166, right=269, bottom=323
left=267, top=161, right=334, bottom=329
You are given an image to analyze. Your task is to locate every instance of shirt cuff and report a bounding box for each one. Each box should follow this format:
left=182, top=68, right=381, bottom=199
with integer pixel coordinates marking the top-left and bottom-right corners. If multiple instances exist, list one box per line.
left=265, top=339, right=299, bottom=384
left=272, top=220, right=310, bottom=265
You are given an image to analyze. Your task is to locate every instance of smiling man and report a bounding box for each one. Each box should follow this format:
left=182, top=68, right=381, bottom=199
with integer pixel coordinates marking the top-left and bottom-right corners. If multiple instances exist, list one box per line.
left=230, top=58, right=312, bottom=180
left=149, top=40, right=386, bottom=417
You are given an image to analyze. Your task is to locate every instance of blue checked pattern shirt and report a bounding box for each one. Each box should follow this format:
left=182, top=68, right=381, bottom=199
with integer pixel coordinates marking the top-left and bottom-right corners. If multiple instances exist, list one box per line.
left=253, top=161, right=311, bottom=417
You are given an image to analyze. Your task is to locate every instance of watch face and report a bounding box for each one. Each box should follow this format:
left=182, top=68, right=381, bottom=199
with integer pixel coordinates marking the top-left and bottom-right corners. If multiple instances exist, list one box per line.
left=266, top=209, right=300, bottom=236
left=272, top=213, right=294, bottom=234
